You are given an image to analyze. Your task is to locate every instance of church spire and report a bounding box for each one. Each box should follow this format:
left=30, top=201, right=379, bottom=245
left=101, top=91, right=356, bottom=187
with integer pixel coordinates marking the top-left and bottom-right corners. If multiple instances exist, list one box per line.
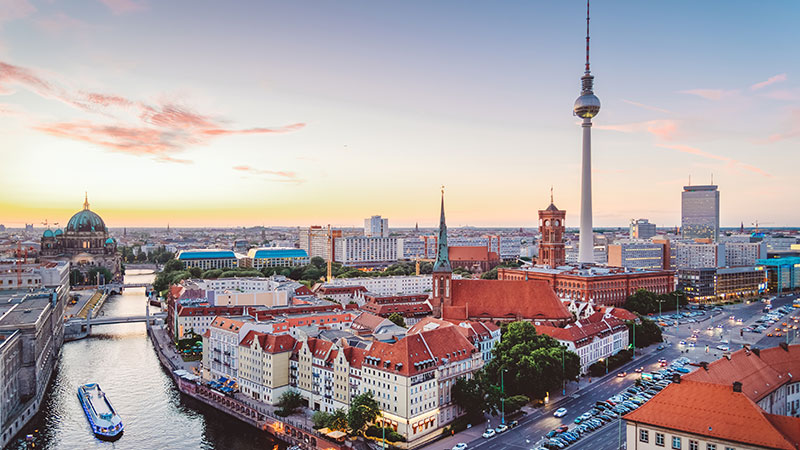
left=433, top=186, right=451, bottom=272
left=83, top=192, right=90, bottom=210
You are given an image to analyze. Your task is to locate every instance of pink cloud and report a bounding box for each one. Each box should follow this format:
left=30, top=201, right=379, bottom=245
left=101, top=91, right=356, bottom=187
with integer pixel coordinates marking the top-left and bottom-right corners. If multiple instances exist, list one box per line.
left=595, top=119, right=679, bottom=141
left=233, top=165, right=304, bottom=183
left=750, top=73, right=787, bottom=91
left=98, top=0, right=146, bottom=15
left=621, top=99, right=671, bottom=114
left=0, top=0, right=36, bottom=23
left=658, top=144, right=771, bottom=177
left=767, top=109, right=800, bottom=143
left=34, top=13, right=91, bottom=34
left=762, top=89, right=800, bottom=101
left=0, top=59, right=306, bottom=164
left=678, top=89, right=738, bottom=101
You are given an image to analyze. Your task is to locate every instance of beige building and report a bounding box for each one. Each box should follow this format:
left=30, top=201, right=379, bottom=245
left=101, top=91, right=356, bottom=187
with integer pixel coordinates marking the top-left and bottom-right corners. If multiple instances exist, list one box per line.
left=237, top=331, right=296, bottom=404
left=625, top=379, right=799, bottom=450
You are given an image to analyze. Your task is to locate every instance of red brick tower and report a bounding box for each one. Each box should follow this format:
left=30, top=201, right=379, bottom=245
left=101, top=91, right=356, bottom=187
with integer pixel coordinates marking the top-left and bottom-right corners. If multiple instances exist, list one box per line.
left=431, top=188, right=452, bottom=318
left=538, top=189, right=566, bottom=268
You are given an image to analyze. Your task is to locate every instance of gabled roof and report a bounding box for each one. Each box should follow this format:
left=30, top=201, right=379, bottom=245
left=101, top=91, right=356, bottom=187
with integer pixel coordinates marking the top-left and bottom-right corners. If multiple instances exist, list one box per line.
left=361, top=301, right=431, bottom=317
left=364, top=325, right=476, bottom=377
left=343, top=346, right=366, bottom=369
left=304, top=338, right=334, bottom=360
left=624, top=380, right=799, bottom=450
left=446, top=279, right=571, bottom=321
left=449, top=246, right=494, bottom=262
left=684, top=347, right=789, bottom=402
left=351, top=311, right=390, bottom=332
left=210, top=316, right=244, bottom=333
left=757, top=344, right=800, bottom=383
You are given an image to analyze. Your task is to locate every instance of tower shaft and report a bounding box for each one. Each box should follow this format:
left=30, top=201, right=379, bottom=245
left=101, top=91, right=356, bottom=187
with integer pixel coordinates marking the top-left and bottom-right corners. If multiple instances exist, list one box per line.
left=578, top=118, right=594, bottom=264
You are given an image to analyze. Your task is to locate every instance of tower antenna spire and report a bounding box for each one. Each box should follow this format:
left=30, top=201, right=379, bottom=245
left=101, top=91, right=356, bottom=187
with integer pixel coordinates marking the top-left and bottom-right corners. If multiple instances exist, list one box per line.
left=585, top=0, right=591, bottom=75
left=550, top=185, right=554, bottom=204
left=83, top=192, right=89, bottom=210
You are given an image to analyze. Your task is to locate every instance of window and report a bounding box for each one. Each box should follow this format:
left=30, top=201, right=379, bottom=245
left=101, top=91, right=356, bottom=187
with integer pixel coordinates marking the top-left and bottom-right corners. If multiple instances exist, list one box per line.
left=689, top=440, right=698, bottom=450
left=707, top=445, right=716, bottom=450
left=724, top=447, right=735, bottom=450
left=640, top=430, right=649, bottom=443
left=672, top=437, right=681, bottom=450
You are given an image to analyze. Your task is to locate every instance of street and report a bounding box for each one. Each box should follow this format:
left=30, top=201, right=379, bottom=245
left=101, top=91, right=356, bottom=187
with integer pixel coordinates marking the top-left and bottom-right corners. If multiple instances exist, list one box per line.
left=428, top=294, right=799, bottom=450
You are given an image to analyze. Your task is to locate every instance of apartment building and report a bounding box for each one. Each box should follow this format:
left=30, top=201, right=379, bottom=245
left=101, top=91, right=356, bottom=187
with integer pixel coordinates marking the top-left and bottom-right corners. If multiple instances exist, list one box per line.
left=238, top=331, right=296, bottom=404
left=536, top=312, right=629, bottom=374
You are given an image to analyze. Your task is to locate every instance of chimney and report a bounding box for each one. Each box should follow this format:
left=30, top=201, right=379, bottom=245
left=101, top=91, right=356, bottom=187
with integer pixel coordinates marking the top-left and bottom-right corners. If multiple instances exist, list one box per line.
left=752, top=348, right=760, bottom=357
left=779, top=342, right=789, bottom=352
left=701, top=362, right=708, bottom=371
left=733, top=381, right=742, bottom=393
left=672, top=373, right=681, bottom=384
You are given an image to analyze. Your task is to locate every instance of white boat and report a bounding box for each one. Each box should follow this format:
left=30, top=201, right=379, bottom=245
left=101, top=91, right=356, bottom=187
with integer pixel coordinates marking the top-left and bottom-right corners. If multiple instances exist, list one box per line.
left=77, top=383, right=124, bottom=440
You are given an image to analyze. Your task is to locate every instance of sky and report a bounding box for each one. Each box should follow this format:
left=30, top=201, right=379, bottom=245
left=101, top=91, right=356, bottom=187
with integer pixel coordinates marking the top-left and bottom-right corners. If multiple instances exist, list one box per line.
left=1, top=0, right=798, bottom=228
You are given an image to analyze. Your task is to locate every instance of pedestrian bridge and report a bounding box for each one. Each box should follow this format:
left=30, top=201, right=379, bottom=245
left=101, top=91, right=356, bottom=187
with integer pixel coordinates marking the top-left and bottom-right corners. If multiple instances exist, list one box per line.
left=102, top=283, right=153, bottom=294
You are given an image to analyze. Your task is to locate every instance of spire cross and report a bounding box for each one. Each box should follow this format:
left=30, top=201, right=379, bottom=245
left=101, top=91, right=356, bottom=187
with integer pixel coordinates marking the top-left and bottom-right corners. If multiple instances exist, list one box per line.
left=83, top=192, right=90, bottom=210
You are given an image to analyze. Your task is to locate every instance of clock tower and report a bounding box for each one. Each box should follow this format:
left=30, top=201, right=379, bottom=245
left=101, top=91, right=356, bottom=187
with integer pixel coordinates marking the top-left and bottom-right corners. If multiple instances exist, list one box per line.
left=538, top=189, right=566, bottom=268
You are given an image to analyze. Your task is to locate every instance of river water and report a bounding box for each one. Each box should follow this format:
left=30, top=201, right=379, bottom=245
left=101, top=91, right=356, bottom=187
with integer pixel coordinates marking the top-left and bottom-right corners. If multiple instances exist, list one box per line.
left=7, top=270, right=284, bottom=450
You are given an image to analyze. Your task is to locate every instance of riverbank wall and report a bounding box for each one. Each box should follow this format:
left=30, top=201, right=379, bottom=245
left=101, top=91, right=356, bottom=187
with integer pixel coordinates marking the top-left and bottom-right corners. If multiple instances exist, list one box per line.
left=148, top=325, right=347, bottom=450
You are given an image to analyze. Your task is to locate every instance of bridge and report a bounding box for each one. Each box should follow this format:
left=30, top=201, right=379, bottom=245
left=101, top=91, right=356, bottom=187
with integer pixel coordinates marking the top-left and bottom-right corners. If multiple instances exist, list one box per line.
left=65, top=312, right=167, bottom=327
left=101, top=283, right=153, bottom=295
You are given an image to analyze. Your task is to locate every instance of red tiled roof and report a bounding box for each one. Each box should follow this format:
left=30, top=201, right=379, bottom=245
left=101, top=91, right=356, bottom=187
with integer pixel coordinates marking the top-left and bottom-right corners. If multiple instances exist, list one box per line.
left=446, top=279, right=571, bottom=322
left=210, top=316, right=244, bottom=332
left=317, top=285, right=368, bottom=295
left=448, top=246, right=492, bottom=262
left=305, top=338, right=334, bottom=359
left=351, top=311, right=388, bottom=332
left=258, top=333, right=296, bottom=354
left=361, top=301, right=431, bottom=317
left=364, top=326, right=476, bottom=377
left=624, top=380, right=799, bottom=450
left=684, top=347, right=789, bottom=402
left=343, top=346, right=366, bottom=369
left=765, top=414, right=800, bottom=448
left=595, top=306, right=638, bottom=321
left=757, top=344, right=800, bottom=383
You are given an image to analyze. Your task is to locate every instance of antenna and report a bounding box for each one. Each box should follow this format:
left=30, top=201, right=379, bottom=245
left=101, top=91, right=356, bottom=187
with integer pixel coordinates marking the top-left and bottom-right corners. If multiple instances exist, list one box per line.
left=711, top=173, right=714, bottom=185
left=550, top=185, right=554, bottom=204
left=585, top=0, right=591, bottom=75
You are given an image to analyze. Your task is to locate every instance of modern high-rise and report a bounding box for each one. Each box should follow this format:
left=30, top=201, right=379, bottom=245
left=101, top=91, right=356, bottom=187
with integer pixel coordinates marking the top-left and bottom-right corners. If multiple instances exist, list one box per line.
left=333, top=237, right=401, bottom=268
left=364, top=215, right=389, bottom=238
left=298, top=226, right=342, bottom=261
left=681, top=185, right=720, bottom=242
left=629, top=219, right=656, bottom=239
left=608, top=239, right=666, bottom=270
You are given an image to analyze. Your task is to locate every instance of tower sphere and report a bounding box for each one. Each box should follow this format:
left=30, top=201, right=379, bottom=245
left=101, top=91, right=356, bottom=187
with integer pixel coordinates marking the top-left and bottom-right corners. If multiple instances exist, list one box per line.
left=573, top=92, right=601, bottom=119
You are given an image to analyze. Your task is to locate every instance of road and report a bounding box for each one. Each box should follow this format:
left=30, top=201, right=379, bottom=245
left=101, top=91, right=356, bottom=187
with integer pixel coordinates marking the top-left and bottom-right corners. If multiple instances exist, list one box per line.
left=438, top=294, right=799, bottom=450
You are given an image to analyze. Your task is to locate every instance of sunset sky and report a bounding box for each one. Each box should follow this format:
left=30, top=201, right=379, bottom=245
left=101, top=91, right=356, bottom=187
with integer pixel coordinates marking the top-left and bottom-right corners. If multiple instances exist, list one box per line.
left=1, top=1, right=798, bottom=228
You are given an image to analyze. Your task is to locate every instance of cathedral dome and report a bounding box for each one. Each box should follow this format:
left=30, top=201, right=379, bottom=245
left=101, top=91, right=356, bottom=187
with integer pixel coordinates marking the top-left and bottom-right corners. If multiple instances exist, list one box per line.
left=105, top=237, right=115, bottom=244
left=54, top=229, right=63, bottom=236
left=66, top=209, right=106, bottom=233
left=43, top=229, right=54, bottom=238
left=66, top=194, right=106, bottom=233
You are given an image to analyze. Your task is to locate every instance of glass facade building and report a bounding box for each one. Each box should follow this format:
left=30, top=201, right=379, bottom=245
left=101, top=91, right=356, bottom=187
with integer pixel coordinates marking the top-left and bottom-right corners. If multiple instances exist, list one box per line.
left=681, top=185, right=719, bottom=242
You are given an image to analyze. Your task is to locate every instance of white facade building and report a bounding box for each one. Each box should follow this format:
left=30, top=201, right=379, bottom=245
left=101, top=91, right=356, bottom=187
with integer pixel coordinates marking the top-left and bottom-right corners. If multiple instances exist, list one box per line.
left=364, top=215, right=389, bottom=238
left=334, top=236, right=402, bottom=268
left=327, top=275, right=432, bottom=295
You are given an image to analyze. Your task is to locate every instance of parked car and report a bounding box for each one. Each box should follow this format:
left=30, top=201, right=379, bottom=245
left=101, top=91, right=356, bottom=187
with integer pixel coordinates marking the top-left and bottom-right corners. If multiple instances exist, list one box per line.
left=495, top=424, right=508, bottom=434
left=452, top=444, right=468, bottom=450
left=554, top=408, right=568, bottom=418
left=482, top=429, right=496, bottom=439
left=509, top=420, right=519, bottom=428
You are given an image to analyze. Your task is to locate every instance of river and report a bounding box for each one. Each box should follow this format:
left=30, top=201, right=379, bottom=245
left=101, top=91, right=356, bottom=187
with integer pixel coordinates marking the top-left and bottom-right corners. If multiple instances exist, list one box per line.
left=7, top=270, right=285, bottom=450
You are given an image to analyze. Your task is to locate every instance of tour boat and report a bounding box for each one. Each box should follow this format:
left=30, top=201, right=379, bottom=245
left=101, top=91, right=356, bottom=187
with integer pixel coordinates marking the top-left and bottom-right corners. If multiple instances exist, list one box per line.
left=77, top=383, right=124, bottom=440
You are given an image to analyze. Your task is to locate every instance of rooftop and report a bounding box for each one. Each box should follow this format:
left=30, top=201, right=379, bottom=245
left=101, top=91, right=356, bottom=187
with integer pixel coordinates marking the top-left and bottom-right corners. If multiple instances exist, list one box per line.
left=178, top=249, right=237, bottom=260
left=624, top=379, right=799, bottom=450
left=247, top=247, right=309, bottom=259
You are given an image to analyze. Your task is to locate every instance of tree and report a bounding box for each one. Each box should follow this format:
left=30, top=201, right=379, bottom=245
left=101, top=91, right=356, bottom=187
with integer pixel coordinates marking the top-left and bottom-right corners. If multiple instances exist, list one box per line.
left=87, top=267, right=113, bottom=285
left=481, top=268, right=498, bottom=279
left=310, top=256, right=326, bottom=269
left=624, top=289, right=658, bottom=315
left=69, top=269, right=84, bottom=286
left=628, top=316, right=663, bottom=348
left=163, top=259, right=184, bottom=273
left=312, top=411, right=332, bottom=429
left=387, top=313, right=406, bottom=328
left=276, top=390, right=304, bottom=416
left=330, top=408, right=348, bottom=431
left=347, top=392, right=380, bottom=433
left=504, top=395, right=530, bottom=415
left=452, top=376, right=485, bottom=421
left=484, top=321, right=580, bottom=401
left=188, top=266, right=203, bottom=278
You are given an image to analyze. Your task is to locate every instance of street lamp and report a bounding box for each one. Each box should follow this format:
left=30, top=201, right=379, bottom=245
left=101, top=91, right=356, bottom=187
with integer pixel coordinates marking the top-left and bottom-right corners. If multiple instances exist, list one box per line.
left=501, top=369, right=508, bottom=425
left=675, top=292, right=680, bottom=331
left=561, top=347, right=566, bottom=396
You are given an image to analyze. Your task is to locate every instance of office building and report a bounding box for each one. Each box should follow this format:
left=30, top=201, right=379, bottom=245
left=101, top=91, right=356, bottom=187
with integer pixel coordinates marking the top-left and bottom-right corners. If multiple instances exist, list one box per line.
left=678, top=267, right=766, bottom=303
left=629, top=219, right=657, bottom=239
left=757, top=257, right=800, bottom=293
left=244, top=248, right=309, bottom=269
left=673, top=241, right=724, bottom=269
left=298, top=226, right=342, bottom=261
left=177, top=249, right=241, bottom=270
left=364, top=215, right=389, bottom=238
left=724, top=241, right=767, bottom=267
left=681, top=185, right=720, bottom=242
left=333, top=236, right=401, bottom=268
left=608, top=240, right=666, bottom=270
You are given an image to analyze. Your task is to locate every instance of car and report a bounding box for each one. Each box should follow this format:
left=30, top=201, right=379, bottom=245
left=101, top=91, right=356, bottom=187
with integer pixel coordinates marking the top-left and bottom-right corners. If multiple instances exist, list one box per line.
left=688, top=342, right=696, bottom=347
left=547, top=439, right=565, bottom=449
left=509, top=420, right=519, bottom=428
left=617, top=371, right=627, bottom=377
left=679, top=340, right=687, bottom=345
left=634, top=367, right=644, bottom=373
left=557, top=425, right=569, bottom=433
left=768, top=332, right=774, bottom=337
left=554, top=408, right=568, bottom=418
left=777, top=333, right=783, bottom=337
left=716, top=345, right=730, bottom=351
left=495, top=424, right=508, bottom=433
left=656, top=344, right=666, bottom=350
left=580, top=412, right=593, bottom=420
left=547, top=430, right=559, bottom=438
left=574, top=417, right=583, bottom=424
left=482, top=429, right=496, bottom=439
left=452, top=444, right=468, bottom=450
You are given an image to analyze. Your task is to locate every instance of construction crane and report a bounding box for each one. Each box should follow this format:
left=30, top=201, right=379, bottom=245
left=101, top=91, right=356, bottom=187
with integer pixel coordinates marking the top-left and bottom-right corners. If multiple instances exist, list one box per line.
left=751, top=220, right=774, bottom=234
left=415, top=255, right=434, bottom=276
left=326, top=224, right=333, bottom=282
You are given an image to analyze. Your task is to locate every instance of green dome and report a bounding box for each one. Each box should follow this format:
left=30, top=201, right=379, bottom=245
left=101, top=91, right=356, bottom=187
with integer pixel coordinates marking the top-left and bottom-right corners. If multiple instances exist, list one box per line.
left=105, top=237, right=115, bottom=244
left=43, top=229, right=54, bottom=238
left=66, top=209, right=106, bottom=233
left=54, top=229, right=63, bottom=236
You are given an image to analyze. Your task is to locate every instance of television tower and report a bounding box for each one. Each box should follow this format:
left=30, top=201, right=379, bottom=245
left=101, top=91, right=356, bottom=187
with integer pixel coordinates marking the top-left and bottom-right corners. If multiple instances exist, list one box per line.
left=574, top=0, right=601, bottom=264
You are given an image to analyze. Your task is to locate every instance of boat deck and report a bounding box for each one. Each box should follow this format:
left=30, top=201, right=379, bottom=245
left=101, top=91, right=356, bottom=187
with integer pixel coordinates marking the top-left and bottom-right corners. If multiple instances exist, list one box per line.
left=84, top=386, right=113, bottom=418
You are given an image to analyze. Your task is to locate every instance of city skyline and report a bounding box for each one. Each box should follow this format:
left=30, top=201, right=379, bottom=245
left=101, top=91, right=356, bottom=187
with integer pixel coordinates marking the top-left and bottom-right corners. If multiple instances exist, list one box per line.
left=2, top=1, right=799, bottom=227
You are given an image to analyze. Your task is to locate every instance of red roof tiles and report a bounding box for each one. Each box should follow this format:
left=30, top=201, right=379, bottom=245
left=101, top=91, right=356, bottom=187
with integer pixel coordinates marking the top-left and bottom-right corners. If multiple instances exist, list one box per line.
left=684, top=347, right=789, bottom=402
left=364, top=326, right=476, bottom=377
left=445, top=279, right=572, bottom=322
left=624, top=380, right=799, bottom=450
